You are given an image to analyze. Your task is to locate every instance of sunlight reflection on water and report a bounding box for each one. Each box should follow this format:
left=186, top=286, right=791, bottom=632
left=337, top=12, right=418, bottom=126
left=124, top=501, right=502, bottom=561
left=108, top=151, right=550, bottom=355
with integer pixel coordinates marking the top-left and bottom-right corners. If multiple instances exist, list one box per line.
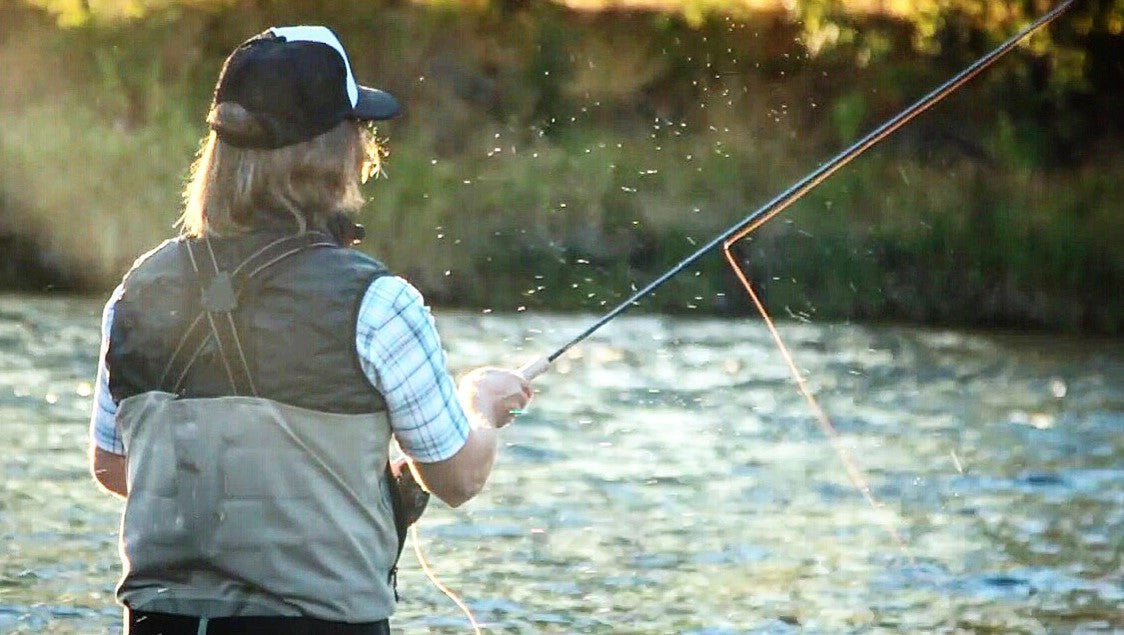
left=0, top=296, right=1121, bottom=633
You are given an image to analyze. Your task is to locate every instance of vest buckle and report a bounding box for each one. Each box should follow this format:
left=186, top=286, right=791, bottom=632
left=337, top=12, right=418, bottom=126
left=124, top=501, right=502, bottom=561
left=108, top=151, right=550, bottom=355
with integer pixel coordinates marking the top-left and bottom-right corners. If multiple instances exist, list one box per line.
left=201, top=272, right=237, bottom=313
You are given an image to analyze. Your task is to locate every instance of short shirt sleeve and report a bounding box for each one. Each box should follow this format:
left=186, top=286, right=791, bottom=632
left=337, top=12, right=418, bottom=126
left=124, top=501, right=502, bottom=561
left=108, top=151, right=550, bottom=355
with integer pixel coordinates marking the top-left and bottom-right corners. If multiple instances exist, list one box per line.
left=90, top=285, right=125, bottom=455
left=355, top=276, right=471, bottom=463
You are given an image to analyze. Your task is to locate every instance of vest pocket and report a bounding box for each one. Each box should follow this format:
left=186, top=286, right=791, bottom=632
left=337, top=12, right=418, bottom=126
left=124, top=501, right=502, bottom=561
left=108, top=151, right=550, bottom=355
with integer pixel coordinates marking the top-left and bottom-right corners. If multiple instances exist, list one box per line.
left=122, top=494, right=197, bottom=585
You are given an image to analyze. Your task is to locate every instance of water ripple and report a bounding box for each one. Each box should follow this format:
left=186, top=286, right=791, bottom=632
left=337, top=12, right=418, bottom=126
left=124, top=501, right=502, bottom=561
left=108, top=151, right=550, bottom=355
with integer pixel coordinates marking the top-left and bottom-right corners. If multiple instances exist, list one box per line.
left=2, top=298, right=1122, bottom=632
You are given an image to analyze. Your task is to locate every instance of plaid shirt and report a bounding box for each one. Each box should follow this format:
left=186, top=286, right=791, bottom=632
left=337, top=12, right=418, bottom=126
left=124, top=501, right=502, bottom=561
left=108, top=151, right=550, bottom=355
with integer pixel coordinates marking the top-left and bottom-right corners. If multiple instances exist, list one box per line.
left=90, top=276, right=471, bottom=463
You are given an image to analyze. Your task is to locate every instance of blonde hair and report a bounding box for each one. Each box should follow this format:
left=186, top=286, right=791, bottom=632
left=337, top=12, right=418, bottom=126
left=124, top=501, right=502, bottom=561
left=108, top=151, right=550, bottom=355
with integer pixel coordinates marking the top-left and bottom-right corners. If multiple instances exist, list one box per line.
left=179, top=102, right=385, bottom=238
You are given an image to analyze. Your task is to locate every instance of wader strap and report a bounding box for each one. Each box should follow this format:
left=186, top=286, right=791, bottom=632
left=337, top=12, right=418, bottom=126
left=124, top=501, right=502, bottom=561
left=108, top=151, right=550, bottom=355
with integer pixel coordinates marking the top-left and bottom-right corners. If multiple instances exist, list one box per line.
left=160, top=233, right=337, bottom=395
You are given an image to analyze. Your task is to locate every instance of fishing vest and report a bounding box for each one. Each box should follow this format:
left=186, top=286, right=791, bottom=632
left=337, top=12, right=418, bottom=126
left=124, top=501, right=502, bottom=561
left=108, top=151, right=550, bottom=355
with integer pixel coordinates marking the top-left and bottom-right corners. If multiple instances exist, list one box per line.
left=106, top=232, right=400, bottom=621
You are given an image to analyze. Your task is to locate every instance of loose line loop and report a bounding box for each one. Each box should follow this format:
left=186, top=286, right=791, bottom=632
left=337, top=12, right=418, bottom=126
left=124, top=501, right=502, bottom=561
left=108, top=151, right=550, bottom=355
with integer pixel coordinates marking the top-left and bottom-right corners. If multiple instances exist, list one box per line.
left=410, top=523, right=484, bottom=634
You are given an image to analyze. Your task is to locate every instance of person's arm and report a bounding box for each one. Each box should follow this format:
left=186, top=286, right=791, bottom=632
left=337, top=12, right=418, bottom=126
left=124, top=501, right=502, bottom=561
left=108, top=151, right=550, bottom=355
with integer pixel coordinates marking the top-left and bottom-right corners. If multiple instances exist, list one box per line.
left=415, top=427, right=498, bottom=508
left=89, top=285, right=128, bottom=498
left=356, top=277, right=531, bottom=507
left=413, top=368, right=531, bottom=507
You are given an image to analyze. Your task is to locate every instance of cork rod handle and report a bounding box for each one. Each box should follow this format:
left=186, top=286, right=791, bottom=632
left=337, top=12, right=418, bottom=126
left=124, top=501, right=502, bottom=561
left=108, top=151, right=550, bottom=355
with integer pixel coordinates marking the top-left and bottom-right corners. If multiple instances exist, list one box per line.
left=519, top=356, right=550, bottom=381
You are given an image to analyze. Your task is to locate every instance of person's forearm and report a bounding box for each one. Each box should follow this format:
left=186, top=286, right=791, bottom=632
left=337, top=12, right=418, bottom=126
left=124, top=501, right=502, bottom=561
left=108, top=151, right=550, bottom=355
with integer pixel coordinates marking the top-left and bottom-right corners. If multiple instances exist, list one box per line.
left=453, top=424, right=499, bottom=503
left=453, top=387, right=505, bottom=501
left=414, top=424, right=497, bottom=507
left=412, top=366, right=529, bottom=507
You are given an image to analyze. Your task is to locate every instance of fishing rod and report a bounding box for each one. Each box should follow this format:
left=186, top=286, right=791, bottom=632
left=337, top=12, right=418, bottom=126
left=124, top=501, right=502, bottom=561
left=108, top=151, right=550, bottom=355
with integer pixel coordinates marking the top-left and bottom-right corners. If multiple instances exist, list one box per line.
left=520, top=0, right=1075, bottom=380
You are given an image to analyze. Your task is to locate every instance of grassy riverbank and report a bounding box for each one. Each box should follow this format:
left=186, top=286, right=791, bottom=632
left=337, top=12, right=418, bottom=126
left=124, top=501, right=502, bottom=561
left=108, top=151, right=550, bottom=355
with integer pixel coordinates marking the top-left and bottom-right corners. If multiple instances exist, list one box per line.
left=2, top=1, right=1121, bottom=332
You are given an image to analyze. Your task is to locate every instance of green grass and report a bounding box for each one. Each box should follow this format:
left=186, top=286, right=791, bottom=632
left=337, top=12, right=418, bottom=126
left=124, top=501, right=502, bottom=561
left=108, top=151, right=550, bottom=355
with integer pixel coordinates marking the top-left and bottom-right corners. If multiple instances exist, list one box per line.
left=1, top=1, right=1121, bottom=333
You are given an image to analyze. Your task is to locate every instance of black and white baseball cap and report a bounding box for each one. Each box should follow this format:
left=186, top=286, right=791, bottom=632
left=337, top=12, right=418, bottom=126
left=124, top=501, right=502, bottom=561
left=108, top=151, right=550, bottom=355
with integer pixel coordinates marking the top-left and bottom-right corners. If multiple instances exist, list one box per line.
left=210, top=26, right=401, bottom=149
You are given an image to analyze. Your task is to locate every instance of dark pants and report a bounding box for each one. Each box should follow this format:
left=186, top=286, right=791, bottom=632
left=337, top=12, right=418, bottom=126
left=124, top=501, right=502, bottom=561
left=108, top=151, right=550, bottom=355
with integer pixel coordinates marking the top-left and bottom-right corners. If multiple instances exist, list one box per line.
left=126, top=609, right=391, bottom=635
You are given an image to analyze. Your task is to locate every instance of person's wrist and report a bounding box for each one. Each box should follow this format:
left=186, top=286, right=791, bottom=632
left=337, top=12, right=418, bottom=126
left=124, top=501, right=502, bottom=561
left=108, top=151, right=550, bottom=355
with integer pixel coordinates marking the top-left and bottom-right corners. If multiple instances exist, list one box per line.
left=474, top=417, right=500, bottom=431
left=477, top=397, right=511, bottom=429
left=459, top=386, right=498, bottom=429
left=472, top=401, right=499, bottom=428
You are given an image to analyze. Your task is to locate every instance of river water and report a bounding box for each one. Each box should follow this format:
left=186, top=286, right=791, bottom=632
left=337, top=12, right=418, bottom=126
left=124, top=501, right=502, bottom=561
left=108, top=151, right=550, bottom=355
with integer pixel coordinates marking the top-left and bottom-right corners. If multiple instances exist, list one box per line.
left=0, top=295, right=1120, bottom=633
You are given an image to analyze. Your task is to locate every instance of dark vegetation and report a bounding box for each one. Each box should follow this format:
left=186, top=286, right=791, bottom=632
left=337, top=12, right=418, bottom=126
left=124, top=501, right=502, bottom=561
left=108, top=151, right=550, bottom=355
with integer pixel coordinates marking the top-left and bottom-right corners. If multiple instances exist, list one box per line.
left=1, top=0, right=1122, bottom=332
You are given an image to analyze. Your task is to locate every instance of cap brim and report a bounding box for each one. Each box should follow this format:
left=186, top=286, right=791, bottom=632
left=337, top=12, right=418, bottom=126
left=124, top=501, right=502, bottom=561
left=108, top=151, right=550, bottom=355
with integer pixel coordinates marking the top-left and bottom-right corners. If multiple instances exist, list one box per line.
left=354, top=86, right=401, bottom=120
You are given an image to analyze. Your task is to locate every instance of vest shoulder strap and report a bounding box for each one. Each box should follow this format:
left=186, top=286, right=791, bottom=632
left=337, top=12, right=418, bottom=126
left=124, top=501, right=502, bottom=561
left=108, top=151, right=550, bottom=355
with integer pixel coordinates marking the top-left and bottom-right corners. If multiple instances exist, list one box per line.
left=160, top=233, right=337, bottom=395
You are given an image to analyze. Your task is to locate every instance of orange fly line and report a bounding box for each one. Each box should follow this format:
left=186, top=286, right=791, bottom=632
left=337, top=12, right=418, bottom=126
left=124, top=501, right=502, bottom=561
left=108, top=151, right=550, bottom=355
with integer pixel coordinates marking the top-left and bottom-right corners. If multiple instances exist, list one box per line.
left=722, top=234, right=910, bottom=554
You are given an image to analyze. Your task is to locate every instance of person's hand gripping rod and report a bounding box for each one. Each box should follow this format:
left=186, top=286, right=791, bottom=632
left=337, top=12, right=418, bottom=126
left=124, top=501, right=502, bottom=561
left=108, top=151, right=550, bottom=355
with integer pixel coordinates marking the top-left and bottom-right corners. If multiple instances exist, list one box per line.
left=489, top=357, right=549, bottom=417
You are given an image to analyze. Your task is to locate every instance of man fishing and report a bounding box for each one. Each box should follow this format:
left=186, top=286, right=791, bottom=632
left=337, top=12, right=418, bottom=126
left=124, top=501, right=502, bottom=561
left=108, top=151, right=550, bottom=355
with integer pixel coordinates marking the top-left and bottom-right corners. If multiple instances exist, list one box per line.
left=88, top=26, right=532, bottom=635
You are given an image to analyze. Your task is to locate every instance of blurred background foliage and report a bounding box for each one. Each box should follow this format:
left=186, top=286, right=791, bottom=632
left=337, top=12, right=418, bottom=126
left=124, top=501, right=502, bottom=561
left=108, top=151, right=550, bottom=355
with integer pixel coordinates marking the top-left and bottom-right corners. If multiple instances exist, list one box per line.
left=2, top=0, right=1121, bottom=332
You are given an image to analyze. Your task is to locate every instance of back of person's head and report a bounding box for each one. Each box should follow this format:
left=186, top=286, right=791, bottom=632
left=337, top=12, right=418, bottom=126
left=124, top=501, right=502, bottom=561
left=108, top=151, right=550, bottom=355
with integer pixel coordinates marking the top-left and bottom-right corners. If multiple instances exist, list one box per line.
left=178, top=26, right=399, bottom=238
left=179, top=111, right=381, bottom=237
